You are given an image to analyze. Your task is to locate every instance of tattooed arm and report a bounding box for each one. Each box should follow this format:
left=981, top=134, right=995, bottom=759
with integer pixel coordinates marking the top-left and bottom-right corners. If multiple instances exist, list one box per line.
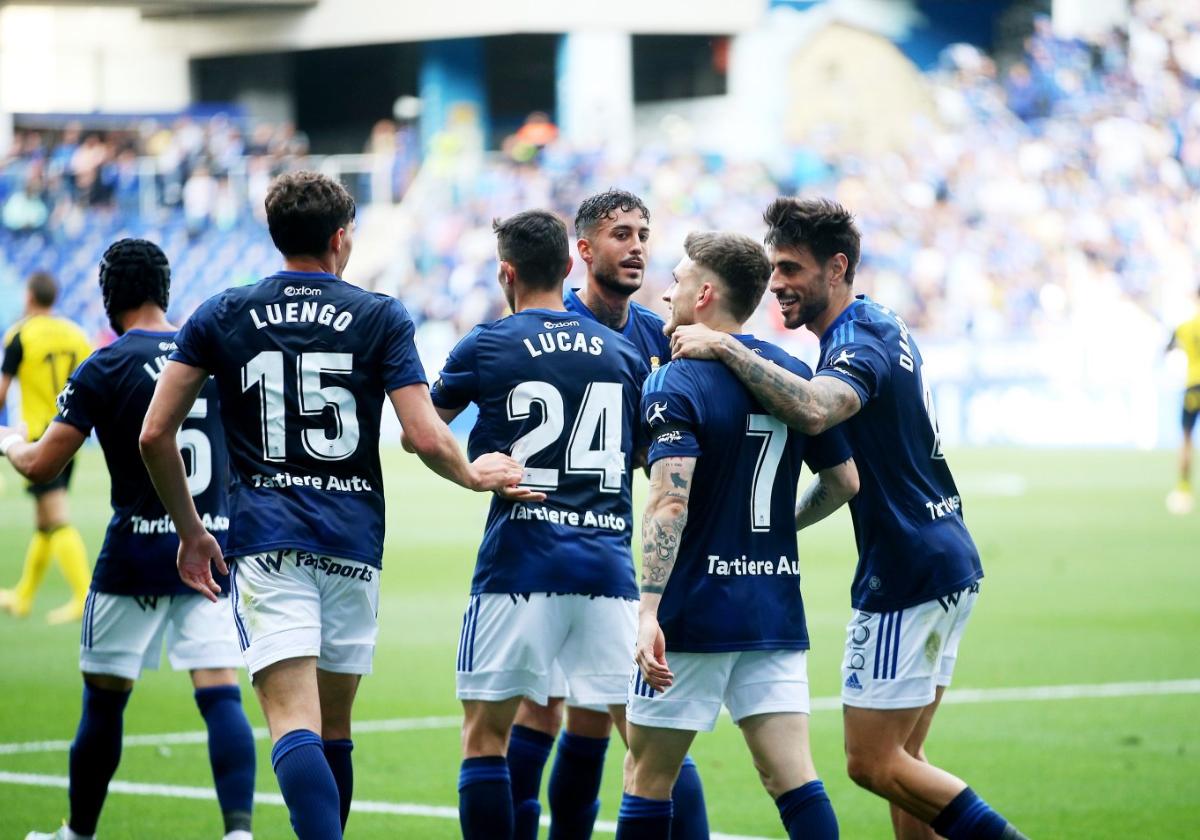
left=670, top=325, right=862, bottom=434
left=795, top=457, right=859, bottom=530
left=635, top=455, right=697, bottom=690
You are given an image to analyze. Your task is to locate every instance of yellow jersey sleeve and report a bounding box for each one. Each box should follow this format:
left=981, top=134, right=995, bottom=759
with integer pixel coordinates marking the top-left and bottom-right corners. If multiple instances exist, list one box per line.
left=8, top=315, right=92, bottom=440
left=1176, top=315, right=1200, bottom=389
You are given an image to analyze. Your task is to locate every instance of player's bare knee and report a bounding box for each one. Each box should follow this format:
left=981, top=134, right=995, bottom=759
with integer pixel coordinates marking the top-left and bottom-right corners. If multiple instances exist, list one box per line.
left=565, top=705, right=612, bottom=739
left=515, top=696, right=563, bottom=735
left=460, top=702, right=511, bottom=757
left=626, top=758, right=674, bottom=800
left=190, top=668, right=238, bottom=689
left=845, top=751, right=888, bottom=793
left=83, top=673, right=133, bottom=693
left=321, top=706, right=354, bottom=741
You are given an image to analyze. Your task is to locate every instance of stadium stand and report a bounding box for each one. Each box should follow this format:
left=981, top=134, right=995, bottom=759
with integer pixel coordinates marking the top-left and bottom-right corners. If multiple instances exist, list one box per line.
left=1, top=0, right=1197, bottom=356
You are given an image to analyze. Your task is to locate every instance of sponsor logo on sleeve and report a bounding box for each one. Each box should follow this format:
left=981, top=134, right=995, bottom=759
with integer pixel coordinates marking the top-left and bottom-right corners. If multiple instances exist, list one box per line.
left=55, top=382, right=75, bottom=415
left=645, top=401, right=667, bottom=425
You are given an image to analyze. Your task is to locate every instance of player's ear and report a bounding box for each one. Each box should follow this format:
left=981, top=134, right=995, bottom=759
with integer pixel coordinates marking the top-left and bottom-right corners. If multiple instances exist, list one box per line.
left=329, top=227, right=345, bottom=255
left=576, top=237, right=592, bottom=265
left=562, top=255, right=574, bottom=279
left=697, top=281, right=715, bottom=310
left=498, top=261, right=516, bottom=286
left=829, top=253, right=848, bottom=285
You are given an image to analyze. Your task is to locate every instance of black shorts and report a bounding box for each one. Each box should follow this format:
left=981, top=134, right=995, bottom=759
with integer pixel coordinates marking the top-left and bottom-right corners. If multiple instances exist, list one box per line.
left=1184, top=387, right=1200, bottom=434
left=26, top=458, right=74, bottom=497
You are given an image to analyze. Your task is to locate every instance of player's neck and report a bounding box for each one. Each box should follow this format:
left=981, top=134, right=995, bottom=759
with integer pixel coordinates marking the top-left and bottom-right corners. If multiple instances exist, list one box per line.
left=807, top=287, right=855, bottom=339
left=119, top=305, right=173, bottom=334
left=580, top=281, right=631, bottom=331
left=698, top=312, right=744, bottom=335
left=283, top=255, right=339, bottom=277
left=25, top=305, right=50, bottom=318
left=514, top=289, right=568, bottom=314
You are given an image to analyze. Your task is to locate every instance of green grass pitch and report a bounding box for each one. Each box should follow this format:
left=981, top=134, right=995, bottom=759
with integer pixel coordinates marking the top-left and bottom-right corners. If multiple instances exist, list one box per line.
left=0, top=446, right=1197, bottom=838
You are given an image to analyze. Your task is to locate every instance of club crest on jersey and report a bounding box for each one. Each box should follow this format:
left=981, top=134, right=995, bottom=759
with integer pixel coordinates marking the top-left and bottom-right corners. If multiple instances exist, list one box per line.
left=645, top=401, right=667, bottom=425
left=649, top=355, right=661, bottom=371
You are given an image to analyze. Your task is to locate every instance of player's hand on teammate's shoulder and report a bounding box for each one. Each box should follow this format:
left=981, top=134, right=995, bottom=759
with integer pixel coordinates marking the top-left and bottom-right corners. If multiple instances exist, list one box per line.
left=635, top=612, right=673, bottom=690
left=670, top=323, right=730, bottom=361
left=468, top=451, right=546, bottom=501
left=177, top=530, right=227, bottom=603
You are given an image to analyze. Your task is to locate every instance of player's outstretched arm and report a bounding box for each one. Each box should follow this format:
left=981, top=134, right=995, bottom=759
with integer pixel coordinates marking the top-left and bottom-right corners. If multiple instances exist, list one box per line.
left=388, top=383, right=541, bottom=500
left=140, top=360, right=225, bottom=602
left=795, top=457, right=859, bottom=531
left=0, top=421, right=85, bottom=485
left=671, top=325, right=861, bottom=435
left=637, top=455, right=697, bottom=691
left=0, top=372, right=11, bottom=412
left=401, top=404, right=462, bottom=453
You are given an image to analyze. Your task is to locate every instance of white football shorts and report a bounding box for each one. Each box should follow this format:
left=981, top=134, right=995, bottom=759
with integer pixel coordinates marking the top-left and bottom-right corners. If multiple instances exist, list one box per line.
left=229, top=550, right=381, bottom=677
left=841, top=583, right=979, bottom=710
left=456, top=592, right=637, bottom=707
left=79, top=590, right=242, bottom=681
left=626, top=649, right=810, bottom=732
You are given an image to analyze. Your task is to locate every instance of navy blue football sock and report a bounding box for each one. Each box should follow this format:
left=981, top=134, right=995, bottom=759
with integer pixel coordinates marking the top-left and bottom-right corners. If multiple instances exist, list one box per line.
left=459, top=756, right=514, bottom=840
left=931, top=787, right=1028, bottom=840
left=670, top=755, right=710, bottom=839
left=194, top=685, right=255, bottom=833
left=547, top=732, right=609, bottom=840
left=271, top=729, right=342, bottom=840
left=324, top=738, right=354, bottom=830
left=614, top=793, right=672, bottom=840
left=508, top=725, right=554, bottom=840
left=67, top=682, right=131, bottom=836
left=776, top=779, right=839, bottom=839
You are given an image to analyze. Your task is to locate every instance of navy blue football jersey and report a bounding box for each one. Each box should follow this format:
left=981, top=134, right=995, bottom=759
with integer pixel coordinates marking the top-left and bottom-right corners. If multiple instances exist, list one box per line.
left=54, top=330, right=230, bottom=596
left=816, top=295, right=983, bottom=612
left=431, top=308, right=648, bottom=598
left=642, top=336, right=852, bottom=653
left=170, top=270, right=426, bottom=568
left=565, top=288, right=670, bottom=373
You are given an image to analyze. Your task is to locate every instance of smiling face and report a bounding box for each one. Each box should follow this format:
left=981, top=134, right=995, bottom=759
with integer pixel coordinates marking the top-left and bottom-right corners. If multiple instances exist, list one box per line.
left=582, top=208, right=649, bottom=296
left=767, top=243, right=839, bottom=330
left=662, top=255, right=705, bottom=336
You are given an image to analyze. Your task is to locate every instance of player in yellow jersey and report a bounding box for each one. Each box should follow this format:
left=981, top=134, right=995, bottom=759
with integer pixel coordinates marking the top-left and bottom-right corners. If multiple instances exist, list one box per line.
left=0, top=272, right=94, bottom=621
left=1166, top=286, right=1200, bottom=515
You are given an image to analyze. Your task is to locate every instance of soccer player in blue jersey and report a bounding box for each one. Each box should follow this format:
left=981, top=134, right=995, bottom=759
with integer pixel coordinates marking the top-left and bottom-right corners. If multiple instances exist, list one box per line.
left=0, top=239, right=255, bottom=840
left=425, top=210, right=648, bottom=840
left=139, top=172, right=526, bottom=839
left=506, top=190, right=709, bottom=840
left=671, top=199, right=1028, bottom=840
left=617, top=231, right=856, bottom=840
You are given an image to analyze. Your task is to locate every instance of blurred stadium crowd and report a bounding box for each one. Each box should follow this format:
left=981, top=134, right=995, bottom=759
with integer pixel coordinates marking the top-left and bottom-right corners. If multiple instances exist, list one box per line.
left=1, top=0, right=1197, bottom=356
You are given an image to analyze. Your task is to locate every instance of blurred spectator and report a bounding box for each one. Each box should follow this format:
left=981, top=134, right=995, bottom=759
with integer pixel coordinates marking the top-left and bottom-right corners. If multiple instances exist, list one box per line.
left=3, top=175, right=48, bottom=233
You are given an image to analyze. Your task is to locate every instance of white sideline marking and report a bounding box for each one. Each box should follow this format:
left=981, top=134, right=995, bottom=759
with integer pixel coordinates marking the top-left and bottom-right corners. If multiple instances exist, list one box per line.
left=0, top=771, right=767, bottom=840
left=0, top=679, right=1196, bottom=757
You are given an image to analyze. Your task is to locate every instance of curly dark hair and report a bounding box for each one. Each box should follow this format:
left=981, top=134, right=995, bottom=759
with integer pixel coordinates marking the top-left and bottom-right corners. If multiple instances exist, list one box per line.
left=573, top=189, right=650, bottom=238
left=493, top=210, right=571, bottom=291
left=684, top=231, right=771, bottom=322
left=265, top=170, right=356, bottom=258
left=98, top=238, right=170, bottom=335
left=763, top=197, right=861, bottom=284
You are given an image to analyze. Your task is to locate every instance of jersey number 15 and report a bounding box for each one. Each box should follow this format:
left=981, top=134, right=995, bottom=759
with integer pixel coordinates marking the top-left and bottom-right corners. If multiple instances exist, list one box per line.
left=241, top=351, right=360, bottom=462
